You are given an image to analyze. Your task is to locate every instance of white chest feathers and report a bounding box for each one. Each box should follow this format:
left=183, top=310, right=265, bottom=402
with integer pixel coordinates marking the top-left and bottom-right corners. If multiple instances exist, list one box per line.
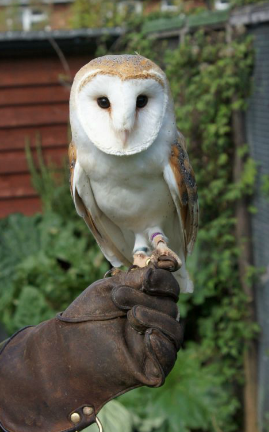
left=77, top=142, right=175, bottom=234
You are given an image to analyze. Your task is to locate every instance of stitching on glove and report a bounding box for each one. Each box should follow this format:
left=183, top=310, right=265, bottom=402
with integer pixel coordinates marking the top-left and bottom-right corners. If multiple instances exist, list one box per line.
left=0, top=326, right=32, bottom=356
left=56, top=311, right=126, bottom=323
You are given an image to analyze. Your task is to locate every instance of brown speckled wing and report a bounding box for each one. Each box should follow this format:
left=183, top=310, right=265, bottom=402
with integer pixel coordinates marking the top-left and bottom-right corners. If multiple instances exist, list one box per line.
left=169, top=134, right=199, bottom=256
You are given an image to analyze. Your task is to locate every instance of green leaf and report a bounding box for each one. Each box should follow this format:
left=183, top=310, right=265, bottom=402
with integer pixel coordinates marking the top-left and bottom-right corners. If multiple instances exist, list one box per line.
left=85, top=401, right=133, bottom=432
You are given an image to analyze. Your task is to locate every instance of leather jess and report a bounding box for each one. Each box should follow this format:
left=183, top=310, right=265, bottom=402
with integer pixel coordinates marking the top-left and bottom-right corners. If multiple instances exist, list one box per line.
left=0, top=266, right=183, bottom=432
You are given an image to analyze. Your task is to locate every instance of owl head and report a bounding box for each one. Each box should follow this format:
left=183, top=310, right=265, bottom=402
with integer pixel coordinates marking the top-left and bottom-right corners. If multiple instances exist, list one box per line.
left=70, top=54, right=174, bottom=156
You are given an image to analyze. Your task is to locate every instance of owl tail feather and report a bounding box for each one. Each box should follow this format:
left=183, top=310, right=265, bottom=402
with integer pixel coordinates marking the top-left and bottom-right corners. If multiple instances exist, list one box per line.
left=173, top=268, right=194, bottom=294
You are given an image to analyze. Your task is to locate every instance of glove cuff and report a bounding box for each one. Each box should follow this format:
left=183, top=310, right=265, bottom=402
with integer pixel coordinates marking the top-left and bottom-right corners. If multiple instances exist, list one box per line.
left=0, top=324, right=102, bottom=432
left=0, top=315, right=159, bottom=432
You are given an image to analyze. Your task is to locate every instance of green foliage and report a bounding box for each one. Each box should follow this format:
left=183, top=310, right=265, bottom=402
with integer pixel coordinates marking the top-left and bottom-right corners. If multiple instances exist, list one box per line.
left=86, top=401, right=133, bottom=432
left=86, top=347, right=239, bottom=432
left=70, top=0, right=265, bottom=31
left=71, top=0, right=132, bottom=29
left=119, top=347, right=239, bottom=432
left=261, top=174, right=269, bottom=200
left=70, top=0, right=184, bottom=30
left=230, top=0, right=263, bottom=6
left=264, top=412, right=269, bottom=432
left=0, top=159, right=108, bottom=334
left=163, top=29, right=256, bottom=408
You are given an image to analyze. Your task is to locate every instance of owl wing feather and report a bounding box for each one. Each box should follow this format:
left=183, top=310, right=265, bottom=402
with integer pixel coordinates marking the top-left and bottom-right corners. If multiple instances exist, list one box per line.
left=69, top=141, right=132, bottom=268
left=69, top=142, right=103, bottom=244
left=163, top=132, right=199, bottom=257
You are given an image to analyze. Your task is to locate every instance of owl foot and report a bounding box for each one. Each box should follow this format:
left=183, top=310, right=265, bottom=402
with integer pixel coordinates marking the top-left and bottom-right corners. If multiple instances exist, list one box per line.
left=104, top=268, right=123, bottom=278
left=150, top=244, right=182, bottom=272
left=133, top=252, right=151, bottom=268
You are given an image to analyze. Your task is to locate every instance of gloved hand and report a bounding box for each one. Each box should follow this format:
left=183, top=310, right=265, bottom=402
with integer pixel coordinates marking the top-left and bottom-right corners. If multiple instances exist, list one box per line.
left=0, top=266, right=183, bottom=432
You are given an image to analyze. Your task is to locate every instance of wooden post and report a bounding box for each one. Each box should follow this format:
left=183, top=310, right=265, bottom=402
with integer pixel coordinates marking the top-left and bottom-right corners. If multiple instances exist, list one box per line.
left=232, top=107, right=259, bottom=432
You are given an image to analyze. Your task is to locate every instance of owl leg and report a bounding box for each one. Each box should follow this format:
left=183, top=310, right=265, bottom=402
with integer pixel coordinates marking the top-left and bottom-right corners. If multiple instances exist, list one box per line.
left=133, top=234, right=151, bottom=268
left=148, top=229, right=182, bottom=272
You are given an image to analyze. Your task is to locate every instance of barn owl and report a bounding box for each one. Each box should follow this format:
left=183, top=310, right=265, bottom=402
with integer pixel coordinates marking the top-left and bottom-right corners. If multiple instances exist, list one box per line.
left=69, top=54, right=198, bottom=293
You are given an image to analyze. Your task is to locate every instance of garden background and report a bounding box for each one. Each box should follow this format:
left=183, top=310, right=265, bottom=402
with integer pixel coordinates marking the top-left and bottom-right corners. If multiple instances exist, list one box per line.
left=0, top=0, right=269, bottom=431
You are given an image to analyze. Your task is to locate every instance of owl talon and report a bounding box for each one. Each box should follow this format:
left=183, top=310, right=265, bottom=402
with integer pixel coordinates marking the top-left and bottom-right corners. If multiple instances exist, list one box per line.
left=133, top=252, right=150, bottom=268
left=104, top=268, right=122, bottom=278
left=150, top=248, right=181, bottom=272
left=158, top=255, right=179, bottom=271
left=128, top=265, right=139, bottom=273
left=150, top=254, right=179, bottom=272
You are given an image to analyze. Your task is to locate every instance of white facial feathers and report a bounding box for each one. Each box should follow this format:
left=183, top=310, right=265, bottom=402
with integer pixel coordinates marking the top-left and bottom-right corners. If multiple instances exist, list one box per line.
left=70, top=62, right=171, bottom=156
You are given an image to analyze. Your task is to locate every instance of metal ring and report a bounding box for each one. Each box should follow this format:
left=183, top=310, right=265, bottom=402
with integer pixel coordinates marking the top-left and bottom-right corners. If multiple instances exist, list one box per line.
left=96, top=416, right=103, bottom=432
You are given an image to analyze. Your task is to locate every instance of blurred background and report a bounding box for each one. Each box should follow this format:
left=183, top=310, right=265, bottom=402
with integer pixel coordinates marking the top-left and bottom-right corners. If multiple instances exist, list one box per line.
left=0, top=0, right=269, bottom=431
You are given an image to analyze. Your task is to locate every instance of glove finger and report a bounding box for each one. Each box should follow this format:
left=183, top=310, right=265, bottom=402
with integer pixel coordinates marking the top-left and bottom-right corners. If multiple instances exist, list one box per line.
left=112, top=286, right=178, bottom=319
left=111, top=267, right=180, bottom=301
left=142, top=267, right=180, bottom=301
left=146, top=329, right=177, bottom=377
left=61, top=278, right=123, bottom=320
left=127, top=305, right=183, bottom=350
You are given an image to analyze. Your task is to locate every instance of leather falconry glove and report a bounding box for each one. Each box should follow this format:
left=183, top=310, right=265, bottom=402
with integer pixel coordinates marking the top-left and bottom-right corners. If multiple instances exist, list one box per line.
left=0, top=266, right=183, bottom=432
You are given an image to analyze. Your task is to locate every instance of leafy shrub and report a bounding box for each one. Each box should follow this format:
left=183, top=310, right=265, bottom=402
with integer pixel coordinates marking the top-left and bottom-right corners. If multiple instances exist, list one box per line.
left=0, top=162, right=108, bottom=334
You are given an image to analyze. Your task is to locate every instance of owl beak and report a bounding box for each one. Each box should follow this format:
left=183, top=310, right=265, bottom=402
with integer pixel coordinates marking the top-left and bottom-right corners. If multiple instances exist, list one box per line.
left=118, top=130, right=129, bottom=147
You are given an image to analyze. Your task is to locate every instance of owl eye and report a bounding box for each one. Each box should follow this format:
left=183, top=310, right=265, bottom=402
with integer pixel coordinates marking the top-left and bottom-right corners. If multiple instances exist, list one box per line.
left=136, top=95, right=148, bottom=108
left=97, top=97, right=110, bottom=109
